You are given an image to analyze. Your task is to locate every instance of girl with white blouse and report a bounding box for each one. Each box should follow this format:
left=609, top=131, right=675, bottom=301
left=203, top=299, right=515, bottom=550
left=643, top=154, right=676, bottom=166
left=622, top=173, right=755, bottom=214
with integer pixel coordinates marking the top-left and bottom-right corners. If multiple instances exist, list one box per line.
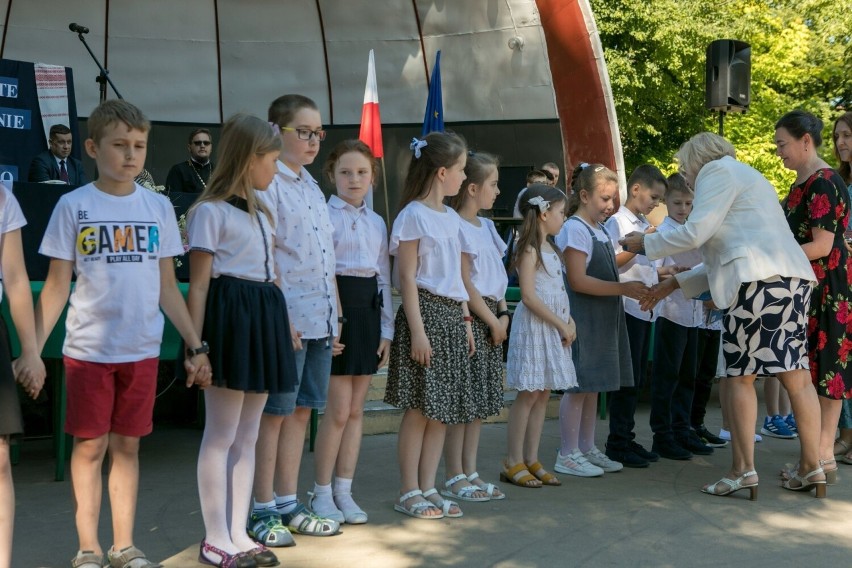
left=186, top=114, right=296, bottom=567
left=442, top=151, right=509, bottom=502
left=309, top=140, right=393, bottom=525
left=385, top=132, right=476, bottom=519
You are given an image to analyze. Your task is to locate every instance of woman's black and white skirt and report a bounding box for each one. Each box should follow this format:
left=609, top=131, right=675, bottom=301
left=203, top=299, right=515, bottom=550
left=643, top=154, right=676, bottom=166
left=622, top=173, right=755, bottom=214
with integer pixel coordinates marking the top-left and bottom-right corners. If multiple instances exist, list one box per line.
left=331, top=275, right=382, bottom=376
left=722, top=276, right=812, bottom=377
left=202, top=275, right=297, bottom=394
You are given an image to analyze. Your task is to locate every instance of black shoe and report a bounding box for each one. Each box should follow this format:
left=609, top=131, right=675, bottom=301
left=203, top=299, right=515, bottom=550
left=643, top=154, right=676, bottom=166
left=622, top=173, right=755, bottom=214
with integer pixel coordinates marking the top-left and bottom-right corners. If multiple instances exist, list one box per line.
left=695, top=424, right=728, bottom=448
left=652, top=439, right=693, bottom=460
left=628, top=441, right=659, bottom=462
left=678, top=432, right=714, bottom=455
left=605, top=446, right=649, bottom=468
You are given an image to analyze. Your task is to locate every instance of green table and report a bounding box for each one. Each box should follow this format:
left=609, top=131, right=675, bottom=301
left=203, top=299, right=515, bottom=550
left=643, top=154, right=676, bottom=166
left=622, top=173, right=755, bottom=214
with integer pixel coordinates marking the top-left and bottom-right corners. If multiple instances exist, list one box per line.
left=4, top=282, right=188, bottom=481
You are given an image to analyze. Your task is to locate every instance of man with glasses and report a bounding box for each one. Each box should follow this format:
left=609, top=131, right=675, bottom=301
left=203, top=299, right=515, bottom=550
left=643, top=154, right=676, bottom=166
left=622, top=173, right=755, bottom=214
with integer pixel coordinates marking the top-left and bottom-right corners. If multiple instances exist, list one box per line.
left=28, top=124, right=88, bottom=185
left=165, top=128, right=215, bottom=193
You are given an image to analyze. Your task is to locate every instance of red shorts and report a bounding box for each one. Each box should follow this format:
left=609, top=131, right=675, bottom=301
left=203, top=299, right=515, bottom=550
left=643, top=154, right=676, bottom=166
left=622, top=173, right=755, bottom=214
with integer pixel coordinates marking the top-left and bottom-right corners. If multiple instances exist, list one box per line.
left=64, top=356, right=159, bottom=438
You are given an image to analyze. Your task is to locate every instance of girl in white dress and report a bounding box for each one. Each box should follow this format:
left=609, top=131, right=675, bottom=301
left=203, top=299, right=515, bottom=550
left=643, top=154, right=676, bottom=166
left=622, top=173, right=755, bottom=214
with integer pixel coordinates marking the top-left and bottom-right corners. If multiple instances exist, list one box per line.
left=502, top=185, right=578, bottom=488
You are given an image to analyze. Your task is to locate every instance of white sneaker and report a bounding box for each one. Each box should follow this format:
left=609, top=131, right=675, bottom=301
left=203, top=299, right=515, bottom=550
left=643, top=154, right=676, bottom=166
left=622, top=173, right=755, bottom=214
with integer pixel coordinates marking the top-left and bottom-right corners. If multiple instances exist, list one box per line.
left=584, top=447, right=624, bottom=472
left=554, top=449, right=604, bottom=477
left=719, top=428, right=763, bottom=443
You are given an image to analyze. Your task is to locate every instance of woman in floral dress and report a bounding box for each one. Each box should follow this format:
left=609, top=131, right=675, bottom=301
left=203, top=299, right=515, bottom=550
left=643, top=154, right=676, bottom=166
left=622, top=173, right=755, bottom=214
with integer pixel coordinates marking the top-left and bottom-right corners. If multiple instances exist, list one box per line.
left=777, top=110, right=852, bottom=483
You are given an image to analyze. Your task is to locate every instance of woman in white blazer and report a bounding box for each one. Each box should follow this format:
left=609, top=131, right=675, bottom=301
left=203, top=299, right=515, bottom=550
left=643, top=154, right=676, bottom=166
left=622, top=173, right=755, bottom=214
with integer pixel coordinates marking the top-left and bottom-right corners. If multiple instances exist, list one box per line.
left=621, top=132, right=825, bottom=499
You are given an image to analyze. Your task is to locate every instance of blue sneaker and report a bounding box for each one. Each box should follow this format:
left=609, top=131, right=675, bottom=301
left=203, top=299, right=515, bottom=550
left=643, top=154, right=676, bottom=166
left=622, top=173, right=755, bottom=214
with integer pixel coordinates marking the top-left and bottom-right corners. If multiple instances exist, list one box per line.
left=760, top=415, right=797, bottom=439
left=785, top=413, right=798, bottom=434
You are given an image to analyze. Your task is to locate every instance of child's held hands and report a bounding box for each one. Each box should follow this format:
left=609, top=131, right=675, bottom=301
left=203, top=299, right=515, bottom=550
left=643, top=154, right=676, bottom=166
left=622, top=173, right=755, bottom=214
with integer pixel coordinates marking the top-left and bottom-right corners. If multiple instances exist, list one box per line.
left=13, top=353, right=46, bottom=399
left=185, top=353, right=212, bottom=388
left=560, top=318, right=577, bottom=346
left=489, top=319, right=508, bottom=345
left=376, top=338, right=391, bottom=369
left=331, top=337, right=345, bottom=357
left=410, top=331, right=433, bottom=367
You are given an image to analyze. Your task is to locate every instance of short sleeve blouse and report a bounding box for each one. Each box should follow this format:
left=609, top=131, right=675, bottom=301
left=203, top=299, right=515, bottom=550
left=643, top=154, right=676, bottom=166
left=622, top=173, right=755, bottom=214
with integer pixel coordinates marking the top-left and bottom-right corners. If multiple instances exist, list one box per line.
left=187, top=199, right=276, bottom=282
left=390, top=201, right=471, bottom=301
left=459, top=217, right=508, bottom=300
left=555, top=215, right=609, bottom=268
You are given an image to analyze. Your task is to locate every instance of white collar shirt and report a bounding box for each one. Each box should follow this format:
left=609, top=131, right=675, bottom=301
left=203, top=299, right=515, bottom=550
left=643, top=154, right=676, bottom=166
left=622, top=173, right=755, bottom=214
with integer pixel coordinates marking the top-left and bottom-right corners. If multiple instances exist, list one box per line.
left=656, top=216, right=704, bottom=327
left=605, top=205, right=660, bottom=322
left=260, top=161, right=338, bottom=339
left=327, top=195, right=393, bottom=340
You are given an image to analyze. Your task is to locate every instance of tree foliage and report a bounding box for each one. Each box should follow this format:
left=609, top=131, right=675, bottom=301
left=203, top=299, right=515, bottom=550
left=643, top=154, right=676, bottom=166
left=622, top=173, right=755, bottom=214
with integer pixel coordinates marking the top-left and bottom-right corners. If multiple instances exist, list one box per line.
left=590, top=0, right=852, bottom=194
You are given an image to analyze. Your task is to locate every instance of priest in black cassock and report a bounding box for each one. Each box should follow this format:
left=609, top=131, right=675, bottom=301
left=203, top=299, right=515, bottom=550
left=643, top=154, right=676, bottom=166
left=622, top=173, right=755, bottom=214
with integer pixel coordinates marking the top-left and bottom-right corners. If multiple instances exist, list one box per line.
left=165, top=128, right=215, bottom=193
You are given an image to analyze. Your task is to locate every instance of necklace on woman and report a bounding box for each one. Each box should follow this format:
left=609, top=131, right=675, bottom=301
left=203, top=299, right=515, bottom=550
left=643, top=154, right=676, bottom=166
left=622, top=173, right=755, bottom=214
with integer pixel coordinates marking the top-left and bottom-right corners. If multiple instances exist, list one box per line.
left=188, top=160, right=208, bottom=190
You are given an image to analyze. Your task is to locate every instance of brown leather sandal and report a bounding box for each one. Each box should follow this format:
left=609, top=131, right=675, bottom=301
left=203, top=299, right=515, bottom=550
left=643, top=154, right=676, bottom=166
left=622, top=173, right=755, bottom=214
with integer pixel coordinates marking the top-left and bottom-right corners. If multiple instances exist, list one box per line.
left=526, top=461, right=561, bottom=486
left=499, top=462, right=542, bottom=488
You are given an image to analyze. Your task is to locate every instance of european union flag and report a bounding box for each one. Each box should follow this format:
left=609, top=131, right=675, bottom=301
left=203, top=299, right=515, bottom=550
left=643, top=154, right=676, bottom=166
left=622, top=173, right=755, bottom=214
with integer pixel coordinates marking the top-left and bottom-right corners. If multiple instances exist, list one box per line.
left=421, top=50, right=444, bottom=137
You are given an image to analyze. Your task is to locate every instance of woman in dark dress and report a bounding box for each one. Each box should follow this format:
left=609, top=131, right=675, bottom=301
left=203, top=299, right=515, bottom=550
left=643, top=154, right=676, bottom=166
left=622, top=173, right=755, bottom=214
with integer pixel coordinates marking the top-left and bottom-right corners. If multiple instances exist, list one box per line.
left=776, top=110, right=852, bottom=483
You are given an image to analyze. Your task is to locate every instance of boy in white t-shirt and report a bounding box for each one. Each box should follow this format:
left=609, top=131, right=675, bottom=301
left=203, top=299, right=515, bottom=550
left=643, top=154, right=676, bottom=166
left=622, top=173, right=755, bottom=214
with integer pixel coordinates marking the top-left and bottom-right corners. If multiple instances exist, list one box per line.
left=35, top=100, right=212, bottom=568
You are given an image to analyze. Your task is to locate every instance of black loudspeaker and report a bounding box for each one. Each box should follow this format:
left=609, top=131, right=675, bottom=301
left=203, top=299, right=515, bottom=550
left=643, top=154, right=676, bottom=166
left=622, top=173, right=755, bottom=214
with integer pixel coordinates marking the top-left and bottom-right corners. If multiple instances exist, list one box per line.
left=705, top=40, right=751, bottom=111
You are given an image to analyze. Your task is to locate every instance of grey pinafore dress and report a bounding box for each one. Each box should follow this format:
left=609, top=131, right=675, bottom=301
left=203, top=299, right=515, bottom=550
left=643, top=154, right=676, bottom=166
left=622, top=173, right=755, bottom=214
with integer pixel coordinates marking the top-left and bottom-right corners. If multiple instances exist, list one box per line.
left=565, top=216, right=634, bottom=393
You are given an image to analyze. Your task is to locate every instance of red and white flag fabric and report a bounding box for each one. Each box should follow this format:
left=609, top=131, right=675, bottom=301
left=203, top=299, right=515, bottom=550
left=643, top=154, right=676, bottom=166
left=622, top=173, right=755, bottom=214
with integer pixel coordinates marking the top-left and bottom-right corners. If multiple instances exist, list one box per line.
left=359, top=50, right=383, bottom=159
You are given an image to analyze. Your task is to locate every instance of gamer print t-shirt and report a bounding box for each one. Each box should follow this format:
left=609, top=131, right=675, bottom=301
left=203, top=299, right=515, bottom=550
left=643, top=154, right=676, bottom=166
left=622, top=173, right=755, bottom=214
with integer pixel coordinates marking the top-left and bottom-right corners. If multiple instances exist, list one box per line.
left=40, top=183, right=184, bottom=363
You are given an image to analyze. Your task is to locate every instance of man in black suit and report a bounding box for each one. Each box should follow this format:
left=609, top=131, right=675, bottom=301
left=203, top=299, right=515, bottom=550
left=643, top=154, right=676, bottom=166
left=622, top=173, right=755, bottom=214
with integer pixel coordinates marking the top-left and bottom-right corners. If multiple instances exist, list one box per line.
left=165, top=128, right=215, bottom=193
left=28, top=124, right=87, bottom=185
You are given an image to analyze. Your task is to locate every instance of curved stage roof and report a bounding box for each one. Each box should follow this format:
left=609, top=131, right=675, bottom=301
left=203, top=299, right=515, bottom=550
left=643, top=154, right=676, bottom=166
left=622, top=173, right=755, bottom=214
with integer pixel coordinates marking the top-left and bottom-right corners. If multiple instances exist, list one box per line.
left=0, top=0, right=624, bottom=192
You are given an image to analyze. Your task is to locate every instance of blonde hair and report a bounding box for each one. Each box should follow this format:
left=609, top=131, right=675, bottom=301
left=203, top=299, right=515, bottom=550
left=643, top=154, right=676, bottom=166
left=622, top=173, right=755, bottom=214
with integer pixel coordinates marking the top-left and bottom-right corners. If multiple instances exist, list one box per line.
left=675, top=132, right=736, bottom=182
left=87, top=99, right=150, bottom=143
left=190, top=113, right=281, bottom=224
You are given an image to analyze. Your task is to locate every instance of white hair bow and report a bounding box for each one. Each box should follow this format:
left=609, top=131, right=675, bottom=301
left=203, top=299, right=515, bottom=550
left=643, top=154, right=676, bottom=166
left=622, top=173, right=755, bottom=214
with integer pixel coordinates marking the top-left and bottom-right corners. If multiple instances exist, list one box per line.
left=410, top=137, right=428, bottom=159
left=527, top=196, right=550, bottom=213
left=269, top=122, right=280, bottom=136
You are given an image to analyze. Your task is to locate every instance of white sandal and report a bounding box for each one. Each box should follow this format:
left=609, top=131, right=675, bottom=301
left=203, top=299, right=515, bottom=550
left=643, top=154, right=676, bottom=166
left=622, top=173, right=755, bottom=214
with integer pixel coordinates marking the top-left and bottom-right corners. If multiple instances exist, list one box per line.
left=393, top=489, right=444, bottom=520
left=467, top=472, right=505, bottom=500
left=440, top=473, right=491, bottom=502
left=422, top=488, right=463, bottom=518
left=701, top=470, right=758, bottom=500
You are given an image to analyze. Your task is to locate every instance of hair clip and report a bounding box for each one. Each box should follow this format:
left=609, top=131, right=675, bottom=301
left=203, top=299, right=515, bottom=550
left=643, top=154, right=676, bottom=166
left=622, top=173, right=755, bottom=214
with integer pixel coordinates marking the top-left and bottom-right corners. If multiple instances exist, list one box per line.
left=269, top=122, right=280, bottom=136
left=467, top=150, right=476, bottom=157
left=527, top=196, right=551, bottom=213
left=579, top=162, right=590, bottom=169
left=410, top=137, right=428, bottom=159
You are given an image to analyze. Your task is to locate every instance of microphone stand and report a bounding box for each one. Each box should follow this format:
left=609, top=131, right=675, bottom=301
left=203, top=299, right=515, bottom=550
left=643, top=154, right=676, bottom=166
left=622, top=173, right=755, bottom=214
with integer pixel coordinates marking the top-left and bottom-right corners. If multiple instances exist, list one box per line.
left=74, top=31, right=122, bottom=102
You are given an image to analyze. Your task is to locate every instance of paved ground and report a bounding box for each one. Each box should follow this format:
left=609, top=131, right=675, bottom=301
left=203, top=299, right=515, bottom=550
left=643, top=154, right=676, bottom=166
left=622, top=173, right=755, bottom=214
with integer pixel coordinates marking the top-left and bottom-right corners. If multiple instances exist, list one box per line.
left=12, top=403, right=852, bottom=568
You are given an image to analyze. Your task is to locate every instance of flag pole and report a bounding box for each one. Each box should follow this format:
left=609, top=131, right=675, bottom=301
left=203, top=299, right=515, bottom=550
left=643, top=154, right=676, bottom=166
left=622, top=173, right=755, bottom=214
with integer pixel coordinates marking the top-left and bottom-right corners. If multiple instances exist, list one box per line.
left=380, top=156, right=391, bottom=224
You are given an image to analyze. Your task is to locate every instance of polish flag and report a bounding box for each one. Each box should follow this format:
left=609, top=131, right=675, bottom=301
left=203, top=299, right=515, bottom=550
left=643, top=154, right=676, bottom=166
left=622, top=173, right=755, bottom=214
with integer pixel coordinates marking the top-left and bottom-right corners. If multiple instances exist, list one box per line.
left=359, top=50, right=384, bottom=159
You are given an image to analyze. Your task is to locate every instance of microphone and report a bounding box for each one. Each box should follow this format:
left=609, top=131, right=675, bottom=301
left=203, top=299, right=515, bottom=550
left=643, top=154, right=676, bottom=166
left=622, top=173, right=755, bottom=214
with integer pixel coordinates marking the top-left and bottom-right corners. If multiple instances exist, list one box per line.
left=69, top=23, right=89, bottom=34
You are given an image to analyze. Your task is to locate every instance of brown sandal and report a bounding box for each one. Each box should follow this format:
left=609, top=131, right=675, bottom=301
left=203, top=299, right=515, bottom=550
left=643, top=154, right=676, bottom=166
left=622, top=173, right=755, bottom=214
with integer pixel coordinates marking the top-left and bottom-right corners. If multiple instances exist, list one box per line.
left=499, top=462, right=542, bottom=488
left=526, top=461, right=561, bottom=486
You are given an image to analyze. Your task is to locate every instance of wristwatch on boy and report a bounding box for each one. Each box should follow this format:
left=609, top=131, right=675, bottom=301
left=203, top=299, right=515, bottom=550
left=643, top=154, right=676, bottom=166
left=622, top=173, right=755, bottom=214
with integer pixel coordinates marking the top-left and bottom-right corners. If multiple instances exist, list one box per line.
left=186, top=341, right=210, bottom=358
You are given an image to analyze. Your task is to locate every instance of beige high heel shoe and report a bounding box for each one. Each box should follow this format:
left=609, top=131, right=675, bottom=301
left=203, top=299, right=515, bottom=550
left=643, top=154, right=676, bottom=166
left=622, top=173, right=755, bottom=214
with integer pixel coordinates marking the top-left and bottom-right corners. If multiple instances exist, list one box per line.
left=701, top=470, right=758, bottom=500
left=781, top=467, right=827, bottom=498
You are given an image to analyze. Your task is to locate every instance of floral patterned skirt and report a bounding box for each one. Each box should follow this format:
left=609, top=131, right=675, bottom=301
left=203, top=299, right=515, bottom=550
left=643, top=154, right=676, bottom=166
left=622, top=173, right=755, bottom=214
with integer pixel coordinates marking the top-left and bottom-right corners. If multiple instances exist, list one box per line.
left=722, top=276, right=811, bottom=378
left=384, top=289, right=475, bottom=424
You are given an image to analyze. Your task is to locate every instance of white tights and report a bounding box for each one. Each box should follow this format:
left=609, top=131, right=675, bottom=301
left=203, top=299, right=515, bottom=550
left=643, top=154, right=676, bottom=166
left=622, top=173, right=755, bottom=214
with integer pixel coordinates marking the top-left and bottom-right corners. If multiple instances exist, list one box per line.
left=197, top=387, right=267, bottom=554
left=559, top=392, right=599, bottom=454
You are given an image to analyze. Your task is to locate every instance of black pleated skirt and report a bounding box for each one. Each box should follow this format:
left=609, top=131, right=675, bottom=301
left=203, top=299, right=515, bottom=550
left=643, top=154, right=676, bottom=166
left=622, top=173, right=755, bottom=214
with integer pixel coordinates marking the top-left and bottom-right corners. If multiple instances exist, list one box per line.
left=0, top=316, right=23, bottom=436
left=202, top=275, right=297, bottom=394
left=331, top=275, right=382, bottom=376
